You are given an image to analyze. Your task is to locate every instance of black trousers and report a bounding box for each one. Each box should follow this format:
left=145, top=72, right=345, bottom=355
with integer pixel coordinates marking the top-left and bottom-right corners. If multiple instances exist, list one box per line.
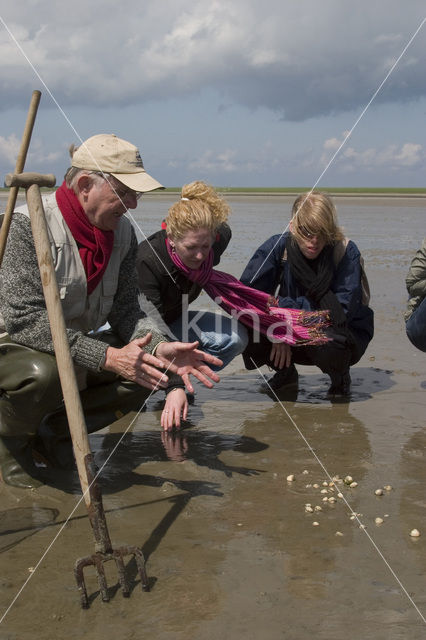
left=242, top=328, right=370, bottom=376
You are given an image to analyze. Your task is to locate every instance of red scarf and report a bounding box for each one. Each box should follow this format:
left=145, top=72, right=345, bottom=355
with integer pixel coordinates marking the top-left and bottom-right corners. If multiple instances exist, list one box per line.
left=55, top=181, right=114, bottom=294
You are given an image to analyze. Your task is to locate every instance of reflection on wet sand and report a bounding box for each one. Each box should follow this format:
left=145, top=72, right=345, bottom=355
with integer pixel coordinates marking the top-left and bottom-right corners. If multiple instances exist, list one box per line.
left=0, top=507, right=59, bottom=553
left=94, top=429, right=269, bottom=489
left=400, top=428, right=426, bottom=572
left=237, top=398, right=371, bottom=601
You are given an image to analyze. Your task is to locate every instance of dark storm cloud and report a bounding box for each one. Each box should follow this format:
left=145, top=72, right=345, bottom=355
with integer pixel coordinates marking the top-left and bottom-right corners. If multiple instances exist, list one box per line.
left=0, top=0, right=425, bottom=120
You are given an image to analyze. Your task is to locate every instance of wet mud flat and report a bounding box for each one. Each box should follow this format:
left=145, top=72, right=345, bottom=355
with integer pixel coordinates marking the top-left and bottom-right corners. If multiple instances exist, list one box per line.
left=1, top=197, right=426, bottom=639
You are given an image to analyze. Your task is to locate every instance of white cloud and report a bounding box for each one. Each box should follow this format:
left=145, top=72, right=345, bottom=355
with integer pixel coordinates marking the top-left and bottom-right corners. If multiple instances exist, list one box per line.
left=392, top=142, right=423, bottom=166
left=0, top=134, right=20, bottom=165
left=0, top=133, right=63, bottom=176
left=171, top=141, right=304, bottom=181
left=321, top=135, right=424, bottom=173
left=1, top=1, right=425, bottom=187
left=188, top=149, right=239, bottom=173
left=0, top=0, right=425, bottom=120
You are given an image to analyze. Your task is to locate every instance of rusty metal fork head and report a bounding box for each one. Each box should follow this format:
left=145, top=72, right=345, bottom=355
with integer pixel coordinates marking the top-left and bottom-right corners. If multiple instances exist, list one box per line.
left=74, top=544, right=149, bottom=609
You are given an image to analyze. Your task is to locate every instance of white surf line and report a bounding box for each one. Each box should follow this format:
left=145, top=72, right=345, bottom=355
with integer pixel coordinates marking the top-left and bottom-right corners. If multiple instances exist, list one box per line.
left=0, top=15, right=176, bottom=285
left=248, top=15, right=426, bottom=285
left=0, top=364, right=175, bottom=625
left=253, top=361, right=426, bottom=625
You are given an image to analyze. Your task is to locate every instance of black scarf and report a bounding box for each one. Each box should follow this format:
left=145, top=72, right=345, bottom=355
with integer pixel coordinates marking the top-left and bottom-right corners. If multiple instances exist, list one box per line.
left=286, top=239, right=352, bottom=345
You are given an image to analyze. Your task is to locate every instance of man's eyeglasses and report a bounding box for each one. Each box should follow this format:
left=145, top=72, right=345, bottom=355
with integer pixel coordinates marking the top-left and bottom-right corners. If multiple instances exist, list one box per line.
left=95, top=173, right=143, bottom=201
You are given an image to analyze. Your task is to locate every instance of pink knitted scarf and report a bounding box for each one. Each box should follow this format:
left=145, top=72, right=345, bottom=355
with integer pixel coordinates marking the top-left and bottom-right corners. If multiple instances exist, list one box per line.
left=166, top=240, right=330, bottom=346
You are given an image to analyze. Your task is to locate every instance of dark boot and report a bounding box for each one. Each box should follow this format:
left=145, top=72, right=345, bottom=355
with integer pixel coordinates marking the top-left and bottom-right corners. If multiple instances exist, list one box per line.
left=34, top=414, right=75, bottom=470
left=327, top=370, right=351, bottom=398
left=0, top=435, right=43, bottom=488
left=260, top=364, right=299, bottom=401
left=0, top=338, right=63, bottom=487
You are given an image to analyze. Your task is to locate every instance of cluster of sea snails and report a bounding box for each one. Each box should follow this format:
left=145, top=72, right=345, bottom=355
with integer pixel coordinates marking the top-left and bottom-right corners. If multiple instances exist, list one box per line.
left=286, top=470, right=420, bottom=539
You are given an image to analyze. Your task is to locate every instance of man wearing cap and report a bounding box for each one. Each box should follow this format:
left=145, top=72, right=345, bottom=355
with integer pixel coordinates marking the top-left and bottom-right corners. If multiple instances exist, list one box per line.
left=0, top=134, right=221, bottom=488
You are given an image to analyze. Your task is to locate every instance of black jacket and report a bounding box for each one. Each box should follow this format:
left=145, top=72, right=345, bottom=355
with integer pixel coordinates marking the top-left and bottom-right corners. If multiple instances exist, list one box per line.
left=136, top=224, right=231, bottom=325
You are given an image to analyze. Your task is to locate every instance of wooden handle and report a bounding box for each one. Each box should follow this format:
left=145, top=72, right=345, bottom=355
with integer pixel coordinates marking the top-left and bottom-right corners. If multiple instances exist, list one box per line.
left=26, top=183, right=93, bottom=504
left=5, top=172, right=56, bottom=189
left=0, top=90, right=41, bottom=266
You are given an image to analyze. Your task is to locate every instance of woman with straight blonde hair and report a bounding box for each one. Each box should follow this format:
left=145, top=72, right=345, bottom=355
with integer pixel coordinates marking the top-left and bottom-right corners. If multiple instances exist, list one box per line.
left=240, top=191, right=374, bottom=399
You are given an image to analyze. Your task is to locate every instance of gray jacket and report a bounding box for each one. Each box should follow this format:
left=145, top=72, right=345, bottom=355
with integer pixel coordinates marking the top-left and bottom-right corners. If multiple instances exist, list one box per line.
left=405, top=238, right=426, bottom=321
left=0, top=193, right=168, bottom=372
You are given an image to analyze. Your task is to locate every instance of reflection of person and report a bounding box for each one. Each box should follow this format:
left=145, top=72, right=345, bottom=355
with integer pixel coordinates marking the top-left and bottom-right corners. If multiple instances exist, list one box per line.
left=405, top=238, right=426, bottom=353
left=0, top=135, right=221, bottom=489
left=240, top=192, right=374, bottom=398
left=136, top=181, right=248, bottom=430
left=95, top=428, right=268, bottom=477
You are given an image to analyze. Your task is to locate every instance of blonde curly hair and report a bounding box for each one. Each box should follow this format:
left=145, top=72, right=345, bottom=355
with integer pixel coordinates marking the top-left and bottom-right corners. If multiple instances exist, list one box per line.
left=291, top=191, right=344, bottom=246
left=165, top=181, right=230, bottom=240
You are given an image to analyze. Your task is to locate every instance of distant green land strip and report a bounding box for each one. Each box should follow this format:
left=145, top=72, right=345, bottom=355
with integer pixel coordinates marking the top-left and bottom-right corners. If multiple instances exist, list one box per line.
left=1, top=186, right=425, bottom=197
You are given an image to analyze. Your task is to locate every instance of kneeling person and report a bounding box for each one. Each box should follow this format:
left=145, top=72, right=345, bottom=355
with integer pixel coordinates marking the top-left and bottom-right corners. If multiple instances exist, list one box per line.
left=0, top=135, right=221, bottom=488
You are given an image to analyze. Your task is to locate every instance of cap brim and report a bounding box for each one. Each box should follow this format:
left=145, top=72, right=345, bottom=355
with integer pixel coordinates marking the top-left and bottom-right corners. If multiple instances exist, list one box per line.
left=110, top=171, right=164, bottom=193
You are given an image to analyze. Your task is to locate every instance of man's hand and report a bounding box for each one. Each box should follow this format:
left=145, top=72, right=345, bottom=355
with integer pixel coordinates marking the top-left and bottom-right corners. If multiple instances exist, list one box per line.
left=156, top=341, right=221, bottom=393
left=270, top=341, right=292, bottom=369
left=103, top=333, right=170, bottom=390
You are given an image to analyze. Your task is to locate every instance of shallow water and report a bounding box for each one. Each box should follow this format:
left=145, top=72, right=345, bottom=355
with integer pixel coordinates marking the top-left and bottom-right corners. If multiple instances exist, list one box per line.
left=0, top=195, right=425, bottom=639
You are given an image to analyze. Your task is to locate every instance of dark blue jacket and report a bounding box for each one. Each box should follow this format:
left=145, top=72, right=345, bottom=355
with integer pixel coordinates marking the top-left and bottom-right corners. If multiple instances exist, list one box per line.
left=240, top=232, right=374, bottom=341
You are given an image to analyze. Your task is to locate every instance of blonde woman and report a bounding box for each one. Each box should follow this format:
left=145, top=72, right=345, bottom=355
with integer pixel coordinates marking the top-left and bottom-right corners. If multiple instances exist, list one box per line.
left=136, top=181, right=248, bottom=429
left=240, top=191, right=374, bottom=398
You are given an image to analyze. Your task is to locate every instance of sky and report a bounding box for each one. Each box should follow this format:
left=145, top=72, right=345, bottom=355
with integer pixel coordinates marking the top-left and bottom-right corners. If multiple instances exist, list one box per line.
left=0, top=0, right=426, bottom=188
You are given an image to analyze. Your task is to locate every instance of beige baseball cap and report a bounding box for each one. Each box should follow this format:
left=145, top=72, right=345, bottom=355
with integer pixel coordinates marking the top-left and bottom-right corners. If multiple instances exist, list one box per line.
left=71, top=134, right=163, bottom=192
